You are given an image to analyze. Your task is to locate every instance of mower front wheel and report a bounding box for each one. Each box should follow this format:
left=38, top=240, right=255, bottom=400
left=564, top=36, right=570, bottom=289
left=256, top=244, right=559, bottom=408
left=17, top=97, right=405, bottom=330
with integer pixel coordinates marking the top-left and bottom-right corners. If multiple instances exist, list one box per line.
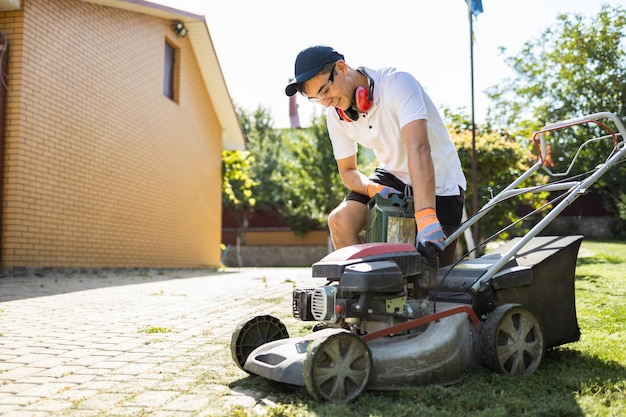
left=230, top=315, right=289, bottom=373
left=481, top=304, right=545, bottom=375
left=303, top=330, right=372, bottom=403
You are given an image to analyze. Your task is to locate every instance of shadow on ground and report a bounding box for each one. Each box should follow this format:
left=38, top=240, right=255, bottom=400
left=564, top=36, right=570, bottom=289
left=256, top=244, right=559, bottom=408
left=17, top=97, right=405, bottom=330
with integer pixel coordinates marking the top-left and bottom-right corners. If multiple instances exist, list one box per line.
left=0, top=268, right=239, bottom=302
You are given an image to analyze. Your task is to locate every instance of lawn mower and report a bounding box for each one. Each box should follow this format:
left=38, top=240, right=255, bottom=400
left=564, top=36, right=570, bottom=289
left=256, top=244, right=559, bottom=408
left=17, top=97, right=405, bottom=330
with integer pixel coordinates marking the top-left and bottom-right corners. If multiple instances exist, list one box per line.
left=230, top=112, right=626, bottom=403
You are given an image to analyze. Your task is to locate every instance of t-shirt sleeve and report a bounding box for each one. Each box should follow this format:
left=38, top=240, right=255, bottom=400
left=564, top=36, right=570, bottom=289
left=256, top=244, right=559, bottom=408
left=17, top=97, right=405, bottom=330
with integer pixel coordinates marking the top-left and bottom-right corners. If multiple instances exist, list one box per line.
left=386, top=71, right=429, bottom=128
left=327, top=108, right=358, bottom=160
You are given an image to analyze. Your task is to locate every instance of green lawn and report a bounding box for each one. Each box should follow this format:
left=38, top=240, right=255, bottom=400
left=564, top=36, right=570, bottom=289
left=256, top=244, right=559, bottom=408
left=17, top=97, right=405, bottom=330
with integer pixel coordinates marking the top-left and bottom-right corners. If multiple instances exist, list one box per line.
left=223, top=240, right=626, bottom=417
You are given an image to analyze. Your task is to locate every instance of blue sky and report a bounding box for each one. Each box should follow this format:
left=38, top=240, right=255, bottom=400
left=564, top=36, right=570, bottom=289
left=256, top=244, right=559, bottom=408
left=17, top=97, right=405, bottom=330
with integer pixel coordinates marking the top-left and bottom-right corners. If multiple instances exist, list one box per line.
left=153, top=0, right=626, bottom=128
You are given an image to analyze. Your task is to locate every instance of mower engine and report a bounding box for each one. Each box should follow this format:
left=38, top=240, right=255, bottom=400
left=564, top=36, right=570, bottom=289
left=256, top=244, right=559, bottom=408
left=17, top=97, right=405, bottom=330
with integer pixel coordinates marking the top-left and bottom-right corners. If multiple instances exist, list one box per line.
left=292, top=243, right=437, bottom=335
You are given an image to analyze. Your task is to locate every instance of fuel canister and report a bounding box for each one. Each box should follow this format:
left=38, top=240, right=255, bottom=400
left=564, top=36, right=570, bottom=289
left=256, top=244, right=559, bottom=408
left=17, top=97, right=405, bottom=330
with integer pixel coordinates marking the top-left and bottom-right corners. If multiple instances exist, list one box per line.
left=365, top=194, right=416, bottom=244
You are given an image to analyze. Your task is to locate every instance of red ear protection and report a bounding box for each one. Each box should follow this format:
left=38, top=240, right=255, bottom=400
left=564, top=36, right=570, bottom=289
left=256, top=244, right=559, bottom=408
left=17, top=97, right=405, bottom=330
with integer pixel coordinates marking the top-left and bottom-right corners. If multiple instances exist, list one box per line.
left=336, top=69, right=374, bottom=122
left=355, top=84, right=373, bottom=113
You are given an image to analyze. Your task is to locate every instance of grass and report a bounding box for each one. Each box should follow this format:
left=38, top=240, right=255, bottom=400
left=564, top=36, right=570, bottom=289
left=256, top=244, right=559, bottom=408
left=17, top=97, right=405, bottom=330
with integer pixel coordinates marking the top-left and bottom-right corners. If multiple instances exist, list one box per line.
left=137, top=325, right=171, bottom=334
left=217, top=239, right=626, bottom=417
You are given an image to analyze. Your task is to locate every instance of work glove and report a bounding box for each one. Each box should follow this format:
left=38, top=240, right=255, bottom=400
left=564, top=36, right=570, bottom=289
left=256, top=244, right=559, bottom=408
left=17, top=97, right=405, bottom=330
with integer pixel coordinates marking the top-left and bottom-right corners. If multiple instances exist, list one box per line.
left=414, top=207, right=446, bottom=257
left=367, top=183, right=402, bottom=199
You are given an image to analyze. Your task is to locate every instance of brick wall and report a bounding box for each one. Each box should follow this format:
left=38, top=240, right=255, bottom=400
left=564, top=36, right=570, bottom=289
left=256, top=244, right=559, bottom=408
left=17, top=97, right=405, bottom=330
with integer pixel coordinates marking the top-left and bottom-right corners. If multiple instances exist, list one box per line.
left=0, top=0, right=223, bottom=268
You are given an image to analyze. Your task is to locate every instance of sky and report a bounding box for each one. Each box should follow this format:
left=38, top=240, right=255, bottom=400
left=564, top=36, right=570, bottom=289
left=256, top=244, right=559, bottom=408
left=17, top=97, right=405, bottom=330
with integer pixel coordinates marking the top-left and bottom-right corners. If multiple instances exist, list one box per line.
left=151, top=0, right=626, bottom=129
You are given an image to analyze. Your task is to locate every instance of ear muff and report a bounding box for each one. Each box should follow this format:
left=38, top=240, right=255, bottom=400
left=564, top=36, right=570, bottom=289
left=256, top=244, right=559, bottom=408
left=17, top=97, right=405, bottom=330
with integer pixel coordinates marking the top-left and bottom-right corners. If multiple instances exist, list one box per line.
left=336, top=69, right=375, bottom=122
left=354, top=87, right=373, bottom=113
left=355, top=69, right=374, bottom=113
left=336, top=107, right=359, bottom=122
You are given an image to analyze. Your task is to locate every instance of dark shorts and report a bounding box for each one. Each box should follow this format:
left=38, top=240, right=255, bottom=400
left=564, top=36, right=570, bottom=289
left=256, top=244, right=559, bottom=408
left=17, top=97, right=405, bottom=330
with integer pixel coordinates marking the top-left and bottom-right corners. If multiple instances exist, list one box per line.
left=346, top=168, right=465, bottom=232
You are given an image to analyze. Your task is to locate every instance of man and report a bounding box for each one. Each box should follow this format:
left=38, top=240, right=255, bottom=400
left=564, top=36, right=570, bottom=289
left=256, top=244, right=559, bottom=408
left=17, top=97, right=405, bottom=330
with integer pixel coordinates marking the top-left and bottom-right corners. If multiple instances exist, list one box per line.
left=285, top=45, right=466, bottom=266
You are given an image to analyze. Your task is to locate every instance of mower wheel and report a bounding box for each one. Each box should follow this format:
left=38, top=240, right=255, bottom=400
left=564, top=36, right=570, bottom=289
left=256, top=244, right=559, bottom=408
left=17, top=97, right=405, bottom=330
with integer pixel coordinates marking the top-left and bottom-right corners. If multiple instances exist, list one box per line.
left=303, top=330, right=372, bottom=403
left=481, top=304, right=545, bottom=375
left=230, top=315, right=289, bottom=373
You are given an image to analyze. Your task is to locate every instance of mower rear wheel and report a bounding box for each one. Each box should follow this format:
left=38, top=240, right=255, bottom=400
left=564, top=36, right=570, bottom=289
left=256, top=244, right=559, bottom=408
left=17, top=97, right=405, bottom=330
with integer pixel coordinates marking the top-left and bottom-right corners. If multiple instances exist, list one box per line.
left=481, top=304, right=545, bottom=375
left=303, top=330, right=372, bottom=403
left=230, top=315, right=289, bottom=373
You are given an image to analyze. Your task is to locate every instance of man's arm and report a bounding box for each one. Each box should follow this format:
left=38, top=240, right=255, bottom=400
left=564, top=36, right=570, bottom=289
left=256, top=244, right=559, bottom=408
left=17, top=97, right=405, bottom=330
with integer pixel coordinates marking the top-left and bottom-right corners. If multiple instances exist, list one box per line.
left=401, top=119, right=436, bottom=209
left=402, top=118, right=446, bottom=254
left=336, top=155, right=370, bottom=195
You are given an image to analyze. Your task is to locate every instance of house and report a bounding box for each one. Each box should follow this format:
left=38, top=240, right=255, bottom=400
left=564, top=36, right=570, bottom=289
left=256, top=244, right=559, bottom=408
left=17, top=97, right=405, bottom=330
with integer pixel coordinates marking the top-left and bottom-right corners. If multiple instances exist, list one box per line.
left=0, top=0, right=245, bottom=270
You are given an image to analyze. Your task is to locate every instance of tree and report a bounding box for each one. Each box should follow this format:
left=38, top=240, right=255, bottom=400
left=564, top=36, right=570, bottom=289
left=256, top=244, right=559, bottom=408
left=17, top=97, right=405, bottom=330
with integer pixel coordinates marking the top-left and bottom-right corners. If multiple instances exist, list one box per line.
left=221, top=149, right=257, bottom=249
left=485, top=4, right=626, bottom=236
left=238, top=105, right=283, bottom=213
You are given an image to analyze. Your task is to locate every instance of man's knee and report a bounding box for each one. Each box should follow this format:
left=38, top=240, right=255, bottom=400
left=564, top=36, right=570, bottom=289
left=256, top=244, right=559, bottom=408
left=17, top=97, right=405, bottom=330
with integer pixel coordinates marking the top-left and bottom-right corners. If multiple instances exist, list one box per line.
left=327, top=206, right=342, bottom=233
left=328, top=201, right=367, bottom=242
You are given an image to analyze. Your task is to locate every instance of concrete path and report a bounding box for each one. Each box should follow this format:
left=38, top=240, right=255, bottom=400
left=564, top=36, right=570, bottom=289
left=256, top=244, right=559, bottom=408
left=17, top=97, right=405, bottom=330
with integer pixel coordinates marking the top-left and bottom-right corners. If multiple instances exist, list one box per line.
left=0, top=267, right=318, bottom=416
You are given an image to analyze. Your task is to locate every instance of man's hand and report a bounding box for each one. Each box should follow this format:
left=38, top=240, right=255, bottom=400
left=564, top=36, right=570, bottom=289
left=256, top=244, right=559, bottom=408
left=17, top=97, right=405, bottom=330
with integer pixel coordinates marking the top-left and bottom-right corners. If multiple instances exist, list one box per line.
left=414, top=207, right=446, bottom=253
left=367, top=183, right=402, bottom=199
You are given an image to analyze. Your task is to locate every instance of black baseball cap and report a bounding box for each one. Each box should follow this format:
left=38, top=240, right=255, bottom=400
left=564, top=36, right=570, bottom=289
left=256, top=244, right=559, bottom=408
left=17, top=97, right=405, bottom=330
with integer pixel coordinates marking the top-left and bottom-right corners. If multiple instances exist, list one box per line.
left=285, top=46, right=344, bottom=97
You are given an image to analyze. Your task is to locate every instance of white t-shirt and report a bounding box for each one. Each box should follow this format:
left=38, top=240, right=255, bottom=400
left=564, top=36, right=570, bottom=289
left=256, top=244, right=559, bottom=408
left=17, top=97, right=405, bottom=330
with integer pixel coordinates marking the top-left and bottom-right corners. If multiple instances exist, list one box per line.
left=327, top=66, right=466, bottom=196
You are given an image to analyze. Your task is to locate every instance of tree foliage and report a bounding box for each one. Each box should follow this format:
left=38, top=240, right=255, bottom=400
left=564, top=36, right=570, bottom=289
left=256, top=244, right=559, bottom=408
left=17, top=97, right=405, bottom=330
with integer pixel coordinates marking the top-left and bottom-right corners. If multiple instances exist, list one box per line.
left=237, top=106, right=283, bottom=213
left=277, top=112, right=345, bottom=235
left=224, top=106, right=345, bottom=236
left=485, top=4, right=626, bottom=236
left=221, top=149, right=257, bottom=243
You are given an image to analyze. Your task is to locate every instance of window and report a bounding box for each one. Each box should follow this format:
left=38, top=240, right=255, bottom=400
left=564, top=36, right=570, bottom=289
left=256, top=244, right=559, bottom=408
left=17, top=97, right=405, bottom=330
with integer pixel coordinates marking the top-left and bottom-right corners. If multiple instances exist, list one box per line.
left=164, top=41, right=178, bottom=101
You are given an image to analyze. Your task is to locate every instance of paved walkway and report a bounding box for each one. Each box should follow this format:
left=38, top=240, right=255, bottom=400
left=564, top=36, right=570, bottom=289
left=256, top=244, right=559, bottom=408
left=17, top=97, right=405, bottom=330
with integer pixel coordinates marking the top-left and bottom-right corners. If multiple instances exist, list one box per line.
left=0, top=267, right=318, bottom=416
